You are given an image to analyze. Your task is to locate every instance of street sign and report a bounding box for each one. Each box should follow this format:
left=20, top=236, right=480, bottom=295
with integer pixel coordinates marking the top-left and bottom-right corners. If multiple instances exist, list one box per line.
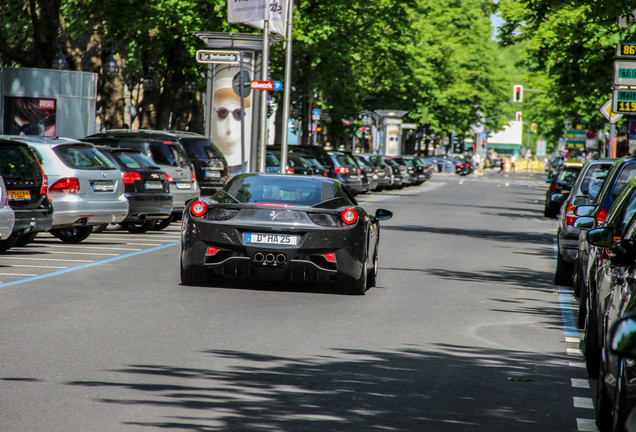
left=273, top=81, right=283, bottom=91
left=614, top=61, right=636, bottom=85
left=613, top=88, right=636, bottom=114
left=600, top=98, right=623, bottom=124
left=565, top=129, right=586, bottom=149
left=250, top=80, right=275, bottom=91
left=232, top=70, right=251, bottom=98
left=617, top=41, right=636, bottom=58
left=196, top=50, right=240, bottom=64
left=618, top=11, right=636, bottom=28
left=630, top=120, right=636, bottom=153
left=312, top=108, right=320, bottom=121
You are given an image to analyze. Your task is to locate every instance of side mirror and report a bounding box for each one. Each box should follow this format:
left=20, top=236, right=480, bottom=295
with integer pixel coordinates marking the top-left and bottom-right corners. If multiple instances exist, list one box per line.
left=575, top=205, right=596, bottom=217
left=571, top=195, right=589, bottom=207
left=545, top=178, right=552, bottom=183
left=587, top=227, right=614, bottom=248
left=608, top=240, right=636, bottom=267
left=375, top=208, right=393, bottom=221
left=573, top=216, right=596, bottom=230
left=550, top=193, right=567, bottom=204
left=610, top=312, right=636, bottom=359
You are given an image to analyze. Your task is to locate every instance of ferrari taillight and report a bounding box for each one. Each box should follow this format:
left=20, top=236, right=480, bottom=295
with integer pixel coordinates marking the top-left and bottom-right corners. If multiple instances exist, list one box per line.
left=190, top=200, right=207, bottom=217
left=324, top=252, right=336, bottom=263
left=206, top=246, right=219, bottom=256
left=341, top=208, right=358, bottom=225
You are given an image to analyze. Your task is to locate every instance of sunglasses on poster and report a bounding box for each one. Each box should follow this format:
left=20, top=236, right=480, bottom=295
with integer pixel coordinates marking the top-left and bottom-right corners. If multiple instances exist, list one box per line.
left=216, top=107, right=243, bottom=121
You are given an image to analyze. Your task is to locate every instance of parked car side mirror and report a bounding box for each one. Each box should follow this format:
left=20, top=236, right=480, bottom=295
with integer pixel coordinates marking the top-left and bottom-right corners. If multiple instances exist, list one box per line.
left=575, top=205, right=596, bottom=217
left=573, top=216, right=596, bottom=230
left=571, top=195, right=589, bottom=207
left=550, top=193, right=567, bottom=205
left=587, top=227, right=614, bottom=248
left=610, top=312, right=636, bottom=359
left=608, top=240, right=636, bottom=267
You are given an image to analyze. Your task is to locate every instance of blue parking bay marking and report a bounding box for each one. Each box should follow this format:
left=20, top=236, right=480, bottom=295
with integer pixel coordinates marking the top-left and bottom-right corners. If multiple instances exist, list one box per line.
left=558, top=286, right=580, bottom=337
left=0, top=242, right=179, bottom=289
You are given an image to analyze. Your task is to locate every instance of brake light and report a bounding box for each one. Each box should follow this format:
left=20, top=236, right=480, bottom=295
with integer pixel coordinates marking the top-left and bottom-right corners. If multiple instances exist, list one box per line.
left=190, top=200, right=207, bottom=217
left=596, top=207, right=608, bottom=223
left=341, top=208, right=358, bottom=225
left=165, top=173, right=174, bottom=183
left=286, top=166, right=295, bottom=174
left=324, top=252, right=336, bottom=263
left=122, top=172, right=142, bottom=184
left=49, top=177, right=80, bottom=194
left=206, top=246, right=219, bottom=256
left=335, top=167, right=350, bottom=174
left=40, top=174, right=48, bottom=195
left=565, top=202, right=576, bottom=226
left=548, top=182, right=557, bottom=194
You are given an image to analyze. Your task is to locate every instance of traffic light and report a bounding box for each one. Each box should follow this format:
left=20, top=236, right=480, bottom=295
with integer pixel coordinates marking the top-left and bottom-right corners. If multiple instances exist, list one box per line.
left=513, top=85, right=523, bottom=103
left=531, top=123, right=537, bottom=133
left=515, top=111, right=522, bottom=122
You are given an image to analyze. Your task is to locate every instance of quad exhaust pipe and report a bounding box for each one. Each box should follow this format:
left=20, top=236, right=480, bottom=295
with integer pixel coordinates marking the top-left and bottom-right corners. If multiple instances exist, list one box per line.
left=253, top=252, right=287, bottom=265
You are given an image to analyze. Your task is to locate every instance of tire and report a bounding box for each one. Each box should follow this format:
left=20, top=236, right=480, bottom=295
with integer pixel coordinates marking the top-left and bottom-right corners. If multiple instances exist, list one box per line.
left=572, top=259, right=581, bottom=298
left=544, top=203, right=558, bottom=218
left=152, top=214, right=174, bottom=231
left=50, top=226, right=93, bottom=243
left=613, top=368, right=630, bottom=432
left=554, top=253, right=573, bottom=286
left=92, top=224, right=107, bottom=233
left=0, top=232, right=19, bottom=253
left=121, top=219, right=157, bottom=234
left=596, top=362, right=613, bottom=432
left=577, top=281, right=587, bottom=330
left=180, top=261, right=209, bottom=286
left=367, top=252, right=378, bottom=289
left=584, top=301, right=601, bottom=378
left=15, top=232, right=37, bottom=247
left=337, top=261, right=367, bottom=295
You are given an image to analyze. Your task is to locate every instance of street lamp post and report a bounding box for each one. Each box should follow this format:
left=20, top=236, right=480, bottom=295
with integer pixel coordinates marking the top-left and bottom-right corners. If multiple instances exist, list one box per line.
left=52, top=38, right=120, bottom=81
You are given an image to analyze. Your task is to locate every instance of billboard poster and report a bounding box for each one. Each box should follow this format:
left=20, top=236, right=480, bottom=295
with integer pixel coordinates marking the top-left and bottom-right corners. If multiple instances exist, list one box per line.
left=212, top=55, right=255, bottom=176
left=3, top=96, right=57, bottom=136
left=228, top=0, right=288, bottom=36
left=385, top=120, right=402, bottom=156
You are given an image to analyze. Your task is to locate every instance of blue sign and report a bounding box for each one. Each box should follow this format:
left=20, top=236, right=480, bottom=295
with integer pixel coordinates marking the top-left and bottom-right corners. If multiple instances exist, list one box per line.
left=273, top=81, right=283, bottom=91
left=312, top=108, right=321, bottom=116
left=630, top=120, right=636, bottom=141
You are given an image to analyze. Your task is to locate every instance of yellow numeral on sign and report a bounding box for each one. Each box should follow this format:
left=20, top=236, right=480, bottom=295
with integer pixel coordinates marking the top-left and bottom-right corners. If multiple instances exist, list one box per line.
left=623, top=45, right=636, bottom=55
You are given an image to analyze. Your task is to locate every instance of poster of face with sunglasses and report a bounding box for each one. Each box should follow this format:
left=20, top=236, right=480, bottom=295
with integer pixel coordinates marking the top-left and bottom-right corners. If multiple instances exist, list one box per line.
left=212, top=62, right=253, bottom=175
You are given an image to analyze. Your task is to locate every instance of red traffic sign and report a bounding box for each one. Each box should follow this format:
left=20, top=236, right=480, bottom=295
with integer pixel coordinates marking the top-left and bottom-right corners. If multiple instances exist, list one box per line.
left=251, top=80, right=275, bottom=91
left=585, top=130, right=597, bottom=140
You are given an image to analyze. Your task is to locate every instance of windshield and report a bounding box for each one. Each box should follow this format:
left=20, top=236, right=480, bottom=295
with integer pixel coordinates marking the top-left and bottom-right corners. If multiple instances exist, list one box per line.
left=219, top=176, right=337, bottom=206
left=180, top=138, right=223, bottom=162
left=55, top=146, right=117, bottom=170
left=110, top=151, right=158, bottom=169
left=612, top=165, right=636, bottom=200
left=148, top=142, right=189, bottom=167
left=0, top=144, right=41, bottom=179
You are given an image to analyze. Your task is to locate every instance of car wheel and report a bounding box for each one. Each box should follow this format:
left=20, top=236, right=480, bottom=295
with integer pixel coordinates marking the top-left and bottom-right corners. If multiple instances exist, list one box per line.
left=121, top=219, right=157, bottom=234
left=50, top=226, right=93, bottom=243
left=577, top=281, right=587, bottom=330
left=337, top=261, right=367, bottom=295
left=180, top=261, right=209, bottom=286
left=554, top=253, right=573, bottom=286
left=0, top=232, right=19, bottom=253
left=596, top=362, right=613, bottom=431
left=572, top=259, right=581, bottom=298
left=92, top=224, right=107, bottom=233
left=544, top=204, right=558, bottom=218
left=15, top=232, right=37, bottom=247
left=613, top=369, right=630, bottom=432
left=584, top=302, right=601, bottom=378
left=153, top=214, right=174, bottom=231
left=367, top=252, right=378, bottom=289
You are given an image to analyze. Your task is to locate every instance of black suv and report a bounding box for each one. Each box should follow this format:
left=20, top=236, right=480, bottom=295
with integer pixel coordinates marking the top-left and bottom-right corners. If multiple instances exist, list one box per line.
left=267, top=145, right=336, bottom=178
left=0, top=138, right=53, bottom=251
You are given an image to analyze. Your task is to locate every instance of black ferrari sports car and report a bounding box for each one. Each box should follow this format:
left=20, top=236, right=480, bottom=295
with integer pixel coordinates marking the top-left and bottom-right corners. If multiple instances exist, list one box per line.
left=180, top=173, right=393, bottom=294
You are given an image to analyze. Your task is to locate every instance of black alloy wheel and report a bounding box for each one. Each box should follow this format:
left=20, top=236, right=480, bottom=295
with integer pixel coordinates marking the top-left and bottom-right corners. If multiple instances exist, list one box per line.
left=152, top=214, right=174, bottom=231
left=15, top=232, right=37, bottom=247
left=577, top=282, right=588, bottom=330
left=180, top=261, right=210, bottom=287
left=0, top=232, right=19, bottom=253
left=595, top=362, right=613, bottom=431
left=121, top=219, right=157, bottom=234
left=584, top=301, right=601, bottom=377
left=554, top=253, right=574, bottom=286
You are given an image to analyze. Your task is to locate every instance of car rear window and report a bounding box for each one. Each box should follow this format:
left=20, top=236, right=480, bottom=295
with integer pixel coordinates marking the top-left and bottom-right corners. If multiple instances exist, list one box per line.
left=222, top=176, right=336, bottom=205
left=54, top=146, right=117, bottom=170
left=149, top=142, right=189, bottom=167
left=0, top=144, right=41, bottom=179
left=110, top=151, right=158, bottom=169
left=556, top=167, right=581, bottom=185
left=579, top=164, right=611, bottom=198
left=179, top=138, right=223, bottom=161
left=334, top=154, right=357, bottom=166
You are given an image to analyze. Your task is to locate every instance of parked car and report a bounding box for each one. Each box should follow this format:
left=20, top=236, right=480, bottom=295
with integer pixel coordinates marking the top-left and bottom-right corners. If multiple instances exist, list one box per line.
left=0, top=138, right=53, bottom=251
left=268, top=145, right=336, bottom=178
left=180, top=173, right=393, bottom=294
left=365, top=154, right=395, bottom=190
left=574, top=177, right=636, bottom=378
left=96, top=146, right=173, bottom=233
left=265, top=152, right=282, bottom=173
left=544, top=159, right=583, bottom=218
left=328, top=151, right=367, bottom=194
left=353, top=154, right=381, bottom=191
left=302, top=155, right=329, bottom=177
left=402, top=155, right=428, bottom=185
left=383, top=158, right=404, bottom=188
left=0, top=176, right=15, bottom=244
left=82, top=131, right=200, bottom=229
left=605, top=312, right=636, bottom=432
left=553, top=159, right=615, bottom=287
left=387, top=156, right=417, bottom=186
left=269, top=151, right=316, bottom=175
left=18, top=136, right=129, bottom=243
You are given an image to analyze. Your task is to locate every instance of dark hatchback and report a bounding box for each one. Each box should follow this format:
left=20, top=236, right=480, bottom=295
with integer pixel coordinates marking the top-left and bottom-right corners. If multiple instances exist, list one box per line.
left=544, top=159, right=583, bottom=218
left=0, top=139, right=53, bottom=251
left=96, top=146, right=173, bottom=233
left=328, top=151, right=367, bottom=194
left=268, top=145, right=336, bottom=178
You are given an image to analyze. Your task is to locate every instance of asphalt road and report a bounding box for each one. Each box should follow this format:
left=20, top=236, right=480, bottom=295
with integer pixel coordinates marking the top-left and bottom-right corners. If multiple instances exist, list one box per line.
left=0, top=170, right=596, bottom=432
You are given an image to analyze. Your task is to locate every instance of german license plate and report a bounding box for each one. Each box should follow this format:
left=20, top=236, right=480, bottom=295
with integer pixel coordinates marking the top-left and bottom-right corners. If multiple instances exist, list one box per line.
left=175, top=181, right=192, bottom=189
left=349, top=175, right=358, bottom=179
left=8, top=190, right=31, bottom=200
left=244, top=232, right=299, bottom=246
left=145, top=181, right=163, bottom=190
left=91, top=180, right=114, bottom=192
left=205, top=170, right=221, bottom=178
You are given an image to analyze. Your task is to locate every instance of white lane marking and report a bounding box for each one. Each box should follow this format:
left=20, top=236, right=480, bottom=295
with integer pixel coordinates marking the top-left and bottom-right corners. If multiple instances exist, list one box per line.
left=0, top=272, right=36, bottom=276
left=123, top=243, right=167, bottom=247
left=573, top=397, right=594, bottom=409
left=566, top=336, right=580, bottom=343
left=567, top=348, right=582, bottom=356
left=34, top=251, right=118, bottom=256
left=571, top=378, right=590, bottom=389
left=28, top=244, right=141, bottom=251
left=8, top=264, right=67, bottom=269
left=569, top=362, right=586, bottom=368
left=90, top=235, right=181, bottom=242
left=0, top=257, right=94, bottom=263
left=576, top=418, right=598, bottom=431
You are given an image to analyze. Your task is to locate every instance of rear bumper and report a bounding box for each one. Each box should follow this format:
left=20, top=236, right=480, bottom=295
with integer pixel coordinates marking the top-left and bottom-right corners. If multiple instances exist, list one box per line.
left=49, top=194, right=129, bottom=227
left=124, top=193, right=173, bottom=222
